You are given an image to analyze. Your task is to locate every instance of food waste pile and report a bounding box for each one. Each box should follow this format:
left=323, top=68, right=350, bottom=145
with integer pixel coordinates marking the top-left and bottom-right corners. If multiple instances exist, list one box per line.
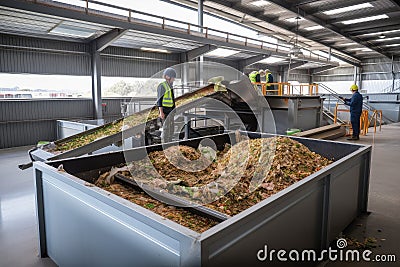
left=94, top=137, right=332, bottom=233
left=52, top=87, right=215, bottom=152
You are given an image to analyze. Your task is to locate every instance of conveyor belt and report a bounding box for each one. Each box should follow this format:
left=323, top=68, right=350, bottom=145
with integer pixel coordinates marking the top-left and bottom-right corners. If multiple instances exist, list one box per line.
left=27, top=85, right=224, bottom=162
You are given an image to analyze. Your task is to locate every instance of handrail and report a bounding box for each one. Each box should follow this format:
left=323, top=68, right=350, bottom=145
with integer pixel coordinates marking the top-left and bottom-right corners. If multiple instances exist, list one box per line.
left=319, top=83, right=394, bottom=124
left=252, top=82, right=291, bottom=96
left=35, top=0, right=333, bottom=62
left=334, top=103, right=382, bottom=135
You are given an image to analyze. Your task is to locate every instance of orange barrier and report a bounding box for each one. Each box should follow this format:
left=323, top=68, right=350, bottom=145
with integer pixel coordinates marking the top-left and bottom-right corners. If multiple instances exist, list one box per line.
left=252, top=82, right=319, bottom=96
left=334, top=103, right=382, bottom=136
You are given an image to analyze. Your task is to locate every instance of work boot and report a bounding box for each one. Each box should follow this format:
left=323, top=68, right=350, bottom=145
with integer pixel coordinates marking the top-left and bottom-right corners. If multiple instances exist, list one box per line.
left=347, top=136, right=359, bottom=141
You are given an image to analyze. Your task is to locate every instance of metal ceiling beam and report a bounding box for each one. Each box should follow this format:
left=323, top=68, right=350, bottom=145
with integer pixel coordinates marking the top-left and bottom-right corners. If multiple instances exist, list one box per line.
left=1, top=0, right=337, bottom=66
left=93, top=28, right=127, bottom=52
left=288, top=61, right=309, bottom=69
left=343, top=19, right=400, bottom=33
left=371, top=40, right=400, bottom=46
left=301, top=30, right=334, bottom=40
left=204, top=0, right=361, bottom=63
left=330, top=53, right=361, bottom=67
left=180, top=44, right=217, bottom=62
left=311, top=65, right=338, bottom=74
left=362, top=32, right=400, bottom=42
left=237, top=54, right=270, bottom=71
left=261, top=0, right=392, bottom=58
left=351, top=24, right=400, bottom=35
left=389, top=0, right=400, bottom=7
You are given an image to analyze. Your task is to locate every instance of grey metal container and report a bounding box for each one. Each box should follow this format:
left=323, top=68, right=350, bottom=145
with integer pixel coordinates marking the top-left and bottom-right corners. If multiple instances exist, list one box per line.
left=266, top=95, right=324, bottom=134
left=56, top=119, right=105, bottom=139
left=33, top=132, right=371, bottom=267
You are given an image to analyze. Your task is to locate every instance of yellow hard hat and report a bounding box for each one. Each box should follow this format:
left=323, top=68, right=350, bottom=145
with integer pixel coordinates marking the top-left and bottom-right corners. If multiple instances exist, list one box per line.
left=350, top=84, right=358, bottom=91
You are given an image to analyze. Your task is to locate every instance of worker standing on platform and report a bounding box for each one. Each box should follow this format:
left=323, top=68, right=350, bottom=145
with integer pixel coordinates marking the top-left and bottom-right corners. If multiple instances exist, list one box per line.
left=265, top=69, right=274, bottom=92
left=157, top=67, right=176, bottom=141
left=249, top=69, right=265, bottom=92
left=249, top=69, right=265, bottom=83
left=339, top=84, right=363, bottom=141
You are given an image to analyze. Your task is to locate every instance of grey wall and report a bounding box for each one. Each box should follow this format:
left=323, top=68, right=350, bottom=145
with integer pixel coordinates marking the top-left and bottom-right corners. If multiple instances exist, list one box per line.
left=0, top=33, right=180, bottom=77
left=0, top=97, right=139, bottom=148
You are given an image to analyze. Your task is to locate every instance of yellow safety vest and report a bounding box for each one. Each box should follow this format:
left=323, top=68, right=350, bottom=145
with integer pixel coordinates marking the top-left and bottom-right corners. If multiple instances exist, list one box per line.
left=249, top=71, right=258, bottom=83
left=161, top=81, right=174, bottom=108
left=266, top=72, right=272, bottom=83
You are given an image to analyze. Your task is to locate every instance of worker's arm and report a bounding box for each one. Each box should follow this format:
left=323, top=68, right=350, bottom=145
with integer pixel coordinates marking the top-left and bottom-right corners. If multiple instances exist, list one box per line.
left=157, top=83, right=165, bottom=119
left=158, top=107, right=165, bottom=119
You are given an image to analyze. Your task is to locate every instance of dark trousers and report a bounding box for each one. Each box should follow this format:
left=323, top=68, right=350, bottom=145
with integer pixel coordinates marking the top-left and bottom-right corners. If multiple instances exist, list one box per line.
left=162, top=111, right=174, bottom=142
left=351, top=112, right=361, bottom=137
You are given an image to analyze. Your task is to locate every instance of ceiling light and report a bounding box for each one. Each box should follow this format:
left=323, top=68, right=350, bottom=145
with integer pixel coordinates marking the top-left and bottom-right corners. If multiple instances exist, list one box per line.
left=323, top=3, right=373, bottom=15
left=49, top=23, right=97, bottom=38
left=341, top=14, right=389, bottom=25
left=385, top=44, right=400, bottom=47
left=374, top=36, right=400, bottom=42
left=140, top=47, right=170, bottom=53
left=336, top=42, right=357, bottom=46
left=205, top=48, right=240, bottom=57
left=379, top=34, right=386, bottom=39
left=285, top=17, right=304, bottom=23
left=360, top=29, right=400, bottom=36
left=304, top=25, right=324, bottom=31
left=251, top=0, right=270, bottom=7
left=348, top=47, right=372, bottom=51
left=258, top=56, right=286, bottom=64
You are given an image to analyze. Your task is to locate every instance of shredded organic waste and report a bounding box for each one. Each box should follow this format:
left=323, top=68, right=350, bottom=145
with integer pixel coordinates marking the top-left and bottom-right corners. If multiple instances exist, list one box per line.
left=53, top=87, right=215, bottom=152
left=101, top=183, right=219, bottom=233
left=94, top=136, right=332, bottom=232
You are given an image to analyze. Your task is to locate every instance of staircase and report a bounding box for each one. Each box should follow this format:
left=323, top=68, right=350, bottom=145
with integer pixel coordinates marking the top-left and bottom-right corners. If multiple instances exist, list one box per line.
left=382, top=79, right=400, bottom=93
left=318, top=83, right=394, bottom=125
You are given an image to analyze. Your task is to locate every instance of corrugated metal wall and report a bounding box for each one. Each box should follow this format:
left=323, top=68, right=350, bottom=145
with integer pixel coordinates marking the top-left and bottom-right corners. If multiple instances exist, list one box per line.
left=0, top=97, right=154, bottom=148
left=0, top=33, right=91, bottom=75
left=101, top=47, right=180, bottom=77
left=0, top=33, right=181, bottom=77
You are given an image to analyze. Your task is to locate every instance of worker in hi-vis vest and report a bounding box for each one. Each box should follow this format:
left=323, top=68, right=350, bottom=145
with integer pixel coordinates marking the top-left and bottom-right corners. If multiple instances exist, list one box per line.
left=249, top=69, right=265, bottom=83
left=157, top=67, right=176, bottom=141
left=265, top=69, right=274, bottom=92
left=249, top=69, right=266, bottom=92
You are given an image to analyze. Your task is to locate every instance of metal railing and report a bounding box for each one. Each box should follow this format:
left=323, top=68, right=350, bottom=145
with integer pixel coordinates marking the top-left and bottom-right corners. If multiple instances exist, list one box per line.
left=333, top=103, right=382, bottom=136
left=252, top=82, right=319, bottom=96
left=28, top=0, right=334, bottom=63
left=382, top=79, right=400, bottom=93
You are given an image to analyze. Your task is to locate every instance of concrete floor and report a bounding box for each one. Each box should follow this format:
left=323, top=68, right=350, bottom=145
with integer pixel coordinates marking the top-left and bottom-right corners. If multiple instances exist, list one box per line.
left=0, top=124, right=399, bottom=266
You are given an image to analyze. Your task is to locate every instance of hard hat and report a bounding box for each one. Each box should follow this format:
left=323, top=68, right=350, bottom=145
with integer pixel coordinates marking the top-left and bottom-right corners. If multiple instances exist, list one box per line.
left=163, top=67, right=177, bottom=78
left=350, top=84, right=358, bottom=91
left=259, top=69, right=266, bottom=76
left=265, top=69, right=271, bottom=73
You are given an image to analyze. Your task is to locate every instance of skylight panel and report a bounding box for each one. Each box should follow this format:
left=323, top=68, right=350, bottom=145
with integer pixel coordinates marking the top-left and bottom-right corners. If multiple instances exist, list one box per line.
left=251, top=0, right=270, bottom=7
left=323, top=3, right=373, bottom=15
left=304, top=25, right=324, bottom=31
left=205, top=48, right=240, bottom=57
left=341, top=15, right=389, bottom=25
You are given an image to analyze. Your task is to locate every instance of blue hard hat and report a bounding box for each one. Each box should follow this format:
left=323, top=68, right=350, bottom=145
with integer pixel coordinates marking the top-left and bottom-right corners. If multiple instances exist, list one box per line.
left=163, top=67, right=177, bottom=78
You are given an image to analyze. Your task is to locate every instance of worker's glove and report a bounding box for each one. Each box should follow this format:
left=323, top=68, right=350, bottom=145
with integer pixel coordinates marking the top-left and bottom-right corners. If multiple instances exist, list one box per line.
left=339, top=96, right=344, bottom=100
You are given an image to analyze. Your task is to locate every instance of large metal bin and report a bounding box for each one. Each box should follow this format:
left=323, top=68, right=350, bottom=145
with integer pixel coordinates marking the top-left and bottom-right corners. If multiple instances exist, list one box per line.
left=56, top=119, right=104, bottom=139
left=33, top=132, right=371, bottom=266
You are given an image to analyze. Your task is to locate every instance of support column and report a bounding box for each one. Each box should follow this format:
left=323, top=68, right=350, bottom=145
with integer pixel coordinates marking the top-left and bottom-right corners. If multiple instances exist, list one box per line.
left=91, top=43, right=102, bottom=120
left=391, top=56, right=395, bottom=92
left=196, top=0, right=204, bottom=86
left=353, top=66, right=362, bottom=89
